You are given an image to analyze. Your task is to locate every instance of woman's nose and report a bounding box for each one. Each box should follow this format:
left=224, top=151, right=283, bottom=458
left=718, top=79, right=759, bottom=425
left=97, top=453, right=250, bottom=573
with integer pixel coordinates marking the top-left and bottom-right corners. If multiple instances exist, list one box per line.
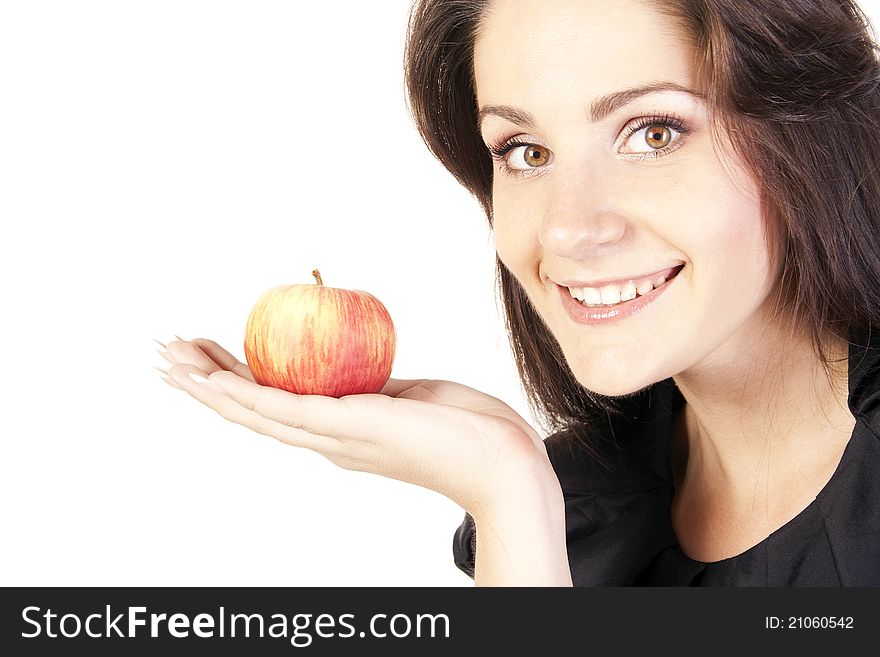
left=539, top=173, right=628, bottom=258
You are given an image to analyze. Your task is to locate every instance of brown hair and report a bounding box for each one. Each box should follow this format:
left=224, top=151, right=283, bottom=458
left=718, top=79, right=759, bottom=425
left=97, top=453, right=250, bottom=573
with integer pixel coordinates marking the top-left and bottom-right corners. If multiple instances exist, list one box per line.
left=404, top=0, right=880, bottom=443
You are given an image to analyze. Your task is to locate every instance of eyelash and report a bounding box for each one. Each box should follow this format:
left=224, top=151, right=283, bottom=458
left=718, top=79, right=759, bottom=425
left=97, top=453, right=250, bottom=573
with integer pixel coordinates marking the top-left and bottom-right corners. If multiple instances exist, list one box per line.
left=487, top=112, right=690, bottom=179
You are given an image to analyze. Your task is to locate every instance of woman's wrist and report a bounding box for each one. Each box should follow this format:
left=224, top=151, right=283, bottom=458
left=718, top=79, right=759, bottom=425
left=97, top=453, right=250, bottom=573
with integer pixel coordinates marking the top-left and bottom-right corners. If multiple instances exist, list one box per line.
left=469, top=460, right=571, bottom=586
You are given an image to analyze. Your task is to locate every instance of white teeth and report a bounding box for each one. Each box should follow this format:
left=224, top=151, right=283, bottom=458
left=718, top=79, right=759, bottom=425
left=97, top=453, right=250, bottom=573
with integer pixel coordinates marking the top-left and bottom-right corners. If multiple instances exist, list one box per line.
left=568, top=282, right=641, bottom=306
left=582, top=287, right=601, bottom=305
left=599, top=286, right=622, bottom=305
left=567, top=267, right=679, bottom=307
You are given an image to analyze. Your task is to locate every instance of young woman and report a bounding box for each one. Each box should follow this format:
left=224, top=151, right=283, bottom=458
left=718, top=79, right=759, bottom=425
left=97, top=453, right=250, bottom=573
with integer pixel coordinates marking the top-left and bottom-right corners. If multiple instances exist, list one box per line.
left=157, top=0, right=880, bottom=585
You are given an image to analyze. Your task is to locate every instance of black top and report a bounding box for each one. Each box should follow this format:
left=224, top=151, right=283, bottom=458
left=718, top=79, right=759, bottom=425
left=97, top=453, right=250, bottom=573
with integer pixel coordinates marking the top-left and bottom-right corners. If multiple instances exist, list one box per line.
left=452, top=328, right=880, bottom=585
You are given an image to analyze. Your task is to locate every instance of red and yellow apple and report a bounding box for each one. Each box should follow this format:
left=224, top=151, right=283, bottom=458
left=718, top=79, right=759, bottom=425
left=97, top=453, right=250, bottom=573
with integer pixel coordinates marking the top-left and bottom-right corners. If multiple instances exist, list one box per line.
left=243, top=269, right=396, bottom=397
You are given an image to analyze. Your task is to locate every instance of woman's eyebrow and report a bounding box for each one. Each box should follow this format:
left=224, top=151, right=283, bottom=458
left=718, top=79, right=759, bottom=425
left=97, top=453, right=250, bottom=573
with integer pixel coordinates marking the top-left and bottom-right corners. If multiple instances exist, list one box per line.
left=477, top=81, right=705, bottom=130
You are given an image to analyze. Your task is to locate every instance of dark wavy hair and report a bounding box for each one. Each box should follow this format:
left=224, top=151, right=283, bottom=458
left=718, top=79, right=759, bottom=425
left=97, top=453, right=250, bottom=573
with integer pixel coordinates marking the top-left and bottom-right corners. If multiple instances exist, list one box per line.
left=404, top=0, right=880, bottom=443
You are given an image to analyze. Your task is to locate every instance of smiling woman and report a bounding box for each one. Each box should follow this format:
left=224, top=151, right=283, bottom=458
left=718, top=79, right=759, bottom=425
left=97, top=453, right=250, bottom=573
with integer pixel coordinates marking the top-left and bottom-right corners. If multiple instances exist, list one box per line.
left=159, top=0, right=880, bottom=588
left=405, top=0, right=880, bottom=585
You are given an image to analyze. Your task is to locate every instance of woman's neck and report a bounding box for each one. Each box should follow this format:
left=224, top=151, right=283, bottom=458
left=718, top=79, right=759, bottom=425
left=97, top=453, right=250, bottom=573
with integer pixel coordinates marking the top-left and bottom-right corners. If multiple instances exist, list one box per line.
left=667, top=319, right=856, bottom=562
left=670, top=320, right=854, bottom=514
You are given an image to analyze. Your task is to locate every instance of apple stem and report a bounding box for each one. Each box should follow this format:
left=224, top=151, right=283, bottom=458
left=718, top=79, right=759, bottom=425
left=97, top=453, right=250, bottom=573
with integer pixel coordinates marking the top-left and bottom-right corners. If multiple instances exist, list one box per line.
left=311, top=269, right=323, bottom=286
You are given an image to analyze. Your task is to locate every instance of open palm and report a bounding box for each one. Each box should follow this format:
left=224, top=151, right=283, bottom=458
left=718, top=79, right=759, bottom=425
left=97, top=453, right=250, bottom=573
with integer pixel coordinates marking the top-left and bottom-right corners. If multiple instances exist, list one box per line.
left=156, top=337, right=552, bottom=516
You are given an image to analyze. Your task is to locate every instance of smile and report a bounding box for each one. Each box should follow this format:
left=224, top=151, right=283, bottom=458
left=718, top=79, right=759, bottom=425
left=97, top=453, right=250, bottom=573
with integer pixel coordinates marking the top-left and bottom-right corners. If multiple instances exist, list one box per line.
left=558, top=264, right=684, bottom=325
left=568, top=264, right=683, bottom=306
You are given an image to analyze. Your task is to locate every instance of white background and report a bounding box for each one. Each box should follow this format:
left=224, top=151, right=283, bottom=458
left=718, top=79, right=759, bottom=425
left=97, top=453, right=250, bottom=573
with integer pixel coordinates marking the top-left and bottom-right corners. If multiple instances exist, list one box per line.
left=2, top=0, right=878, bottom=587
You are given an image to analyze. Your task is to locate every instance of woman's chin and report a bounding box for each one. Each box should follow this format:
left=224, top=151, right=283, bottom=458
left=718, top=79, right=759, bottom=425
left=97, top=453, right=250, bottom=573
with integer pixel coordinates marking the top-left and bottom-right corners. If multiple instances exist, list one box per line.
left=558, top=340, right=673, bottom=397
left=573, top=371, right=662, bottom=399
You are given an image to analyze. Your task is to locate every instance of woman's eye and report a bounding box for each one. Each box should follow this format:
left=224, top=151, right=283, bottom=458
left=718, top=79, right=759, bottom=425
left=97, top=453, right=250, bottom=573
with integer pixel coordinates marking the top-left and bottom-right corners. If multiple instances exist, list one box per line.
left=506, top=143, right=551, bottom=170
left=621, top=122, right=682, bottom=155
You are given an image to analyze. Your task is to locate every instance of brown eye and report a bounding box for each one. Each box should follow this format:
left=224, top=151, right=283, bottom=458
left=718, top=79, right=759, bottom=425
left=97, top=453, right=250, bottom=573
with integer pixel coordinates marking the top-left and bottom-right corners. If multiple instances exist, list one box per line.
left=644, top=125, right=672, bottom=149
left=523, top=145, right=550, bottom=167
left=500, top=142, right=553, bottom=172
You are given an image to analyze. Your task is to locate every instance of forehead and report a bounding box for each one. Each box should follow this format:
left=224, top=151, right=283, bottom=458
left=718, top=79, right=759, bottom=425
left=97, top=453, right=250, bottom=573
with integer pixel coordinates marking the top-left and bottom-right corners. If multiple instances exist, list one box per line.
left=473, top=0, right=697, bottom=111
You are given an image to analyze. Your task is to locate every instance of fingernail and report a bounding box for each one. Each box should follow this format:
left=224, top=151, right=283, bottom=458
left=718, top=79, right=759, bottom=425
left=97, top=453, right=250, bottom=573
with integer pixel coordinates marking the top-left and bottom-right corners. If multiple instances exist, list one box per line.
left=152, top=337, right=167, bottom=349
left=153, top=365, right=169, bottom=376
left=186, top=371, right=225, bottom=393
left=174, top=334, right=186, bottom=342
left=156, top=349, right=175, bottom=365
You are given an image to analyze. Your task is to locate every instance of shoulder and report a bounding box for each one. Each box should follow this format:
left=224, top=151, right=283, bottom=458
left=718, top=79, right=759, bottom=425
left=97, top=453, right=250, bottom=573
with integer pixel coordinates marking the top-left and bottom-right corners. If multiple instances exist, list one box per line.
left=540, top=383, right=683, bottom=584
left=848, top=324, right=880, bottom=434
left=816, top=328, right=880, bottom=584
left=544, top=379, right=683, bottom=495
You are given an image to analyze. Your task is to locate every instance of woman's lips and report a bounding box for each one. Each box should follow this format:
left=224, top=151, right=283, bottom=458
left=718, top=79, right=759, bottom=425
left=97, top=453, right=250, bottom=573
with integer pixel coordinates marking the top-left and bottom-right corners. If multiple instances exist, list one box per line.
left=558, top=264, right=684, bottom=325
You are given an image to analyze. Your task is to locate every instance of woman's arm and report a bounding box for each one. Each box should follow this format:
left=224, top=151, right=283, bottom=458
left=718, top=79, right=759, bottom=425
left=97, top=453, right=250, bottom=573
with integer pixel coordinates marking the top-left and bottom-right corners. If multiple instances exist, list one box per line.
left=158, top=338, right=573, bottom=586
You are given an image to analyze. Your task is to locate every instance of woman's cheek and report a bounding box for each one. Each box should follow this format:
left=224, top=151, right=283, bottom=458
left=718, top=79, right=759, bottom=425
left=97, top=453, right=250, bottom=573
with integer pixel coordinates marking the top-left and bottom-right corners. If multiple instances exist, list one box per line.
left=686, top=202, right=776, bottom=333
left=492, top=195, right=542, bottom=286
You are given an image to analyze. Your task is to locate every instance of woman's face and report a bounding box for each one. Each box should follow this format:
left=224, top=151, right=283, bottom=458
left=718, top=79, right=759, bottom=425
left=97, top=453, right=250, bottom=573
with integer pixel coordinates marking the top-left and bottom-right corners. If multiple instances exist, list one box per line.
left=474, top=0, right=782, bottom=396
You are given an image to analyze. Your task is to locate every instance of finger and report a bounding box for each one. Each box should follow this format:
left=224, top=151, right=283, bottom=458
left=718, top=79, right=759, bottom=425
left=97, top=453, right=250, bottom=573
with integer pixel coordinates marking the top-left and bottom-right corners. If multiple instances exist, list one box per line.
left=165, top=339, right=225, bottom=374
left=167, top=363, right=335, bottom=452
left=190, top=338, right=255, bottom=381
left=207, top=370, right=395, bottom=441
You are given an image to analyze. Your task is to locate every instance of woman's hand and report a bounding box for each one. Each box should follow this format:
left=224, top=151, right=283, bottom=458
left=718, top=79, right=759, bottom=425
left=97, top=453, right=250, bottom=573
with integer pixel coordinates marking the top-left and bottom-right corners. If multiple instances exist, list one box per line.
left=155, top=337, right=556, bottom=518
